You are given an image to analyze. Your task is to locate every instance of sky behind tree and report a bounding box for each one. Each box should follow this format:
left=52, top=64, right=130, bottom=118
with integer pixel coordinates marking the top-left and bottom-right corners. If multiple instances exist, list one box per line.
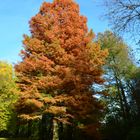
left=0, top=0, right=109, bottom=64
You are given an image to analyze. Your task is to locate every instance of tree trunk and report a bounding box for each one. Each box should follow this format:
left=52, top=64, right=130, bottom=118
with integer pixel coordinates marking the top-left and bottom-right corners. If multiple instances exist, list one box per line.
left=39, top=113, right=54, bottom=140
left=119, top=79, right=130, bottom=120
left=15, top=119, right=20, bottom=137
left=114, top=75, right=126, bottom=120
left=27, top=120, right=32, bottom=137
left=58, top=122, right=63, bottom=140
left=64, top=125, right=74, bottom=140
left=53, top=120, right=58, bottom=140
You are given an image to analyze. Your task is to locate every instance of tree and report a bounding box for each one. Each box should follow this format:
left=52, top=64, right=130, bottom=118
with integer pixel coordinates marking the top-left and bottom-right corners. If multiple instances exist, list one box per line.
left=103, top=0, right=140, bottom=43
left=0, top=61, right=18, bottom=136
left=15, top=0, right=108, bottom=139
left=127, top=67, right=140, bottom=116
left=97, top=31, right=139, bottom=140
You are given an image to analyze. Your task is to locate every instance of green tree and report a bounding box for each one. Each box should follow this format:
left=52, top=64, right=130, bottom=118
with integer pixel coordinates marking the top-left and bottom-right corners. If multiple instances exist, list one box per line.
left=97, top=31, right=138, bottom=140
left=98, top=31, right=135, bottom=120
left=0, top=61, right=18, bottom=135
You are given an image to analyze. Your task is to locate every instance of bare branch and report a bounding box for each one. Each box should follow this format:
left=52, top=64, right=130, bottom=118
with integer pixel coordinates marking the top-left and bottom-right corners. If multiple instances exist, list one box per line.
left=104, top=0, right=140, bottom=43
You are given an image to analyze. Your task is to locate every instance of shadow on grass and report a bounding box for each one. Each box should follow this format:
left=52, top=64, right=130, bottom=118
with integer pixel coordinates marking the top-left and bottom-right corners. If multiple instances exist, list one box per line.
left=0, top=138, right=30, bottom=140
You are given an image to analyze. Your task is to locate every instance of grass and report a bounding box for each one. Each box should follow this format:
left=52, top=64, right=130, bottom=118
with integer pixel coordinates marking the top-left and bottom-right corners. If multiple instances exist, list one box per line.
left=0, top=138, right=30, bottom=140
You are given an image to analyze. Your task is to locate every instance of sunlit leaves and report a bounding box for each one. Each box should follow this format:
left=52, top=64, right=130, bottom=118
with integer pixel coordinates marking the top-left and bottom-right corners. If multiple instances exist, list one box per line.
left=0, top=62, right=18, bottom=131
left=15, top=0, right=108, bottom=138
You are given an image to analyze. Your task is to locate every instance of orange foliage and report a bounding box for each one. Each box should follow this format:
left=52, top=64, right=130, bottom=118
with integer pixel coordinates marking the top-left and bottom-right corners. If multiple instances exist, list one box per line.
left=44, top=106, right=66, bottom=115
left=15, top=0, right=108, bottom=138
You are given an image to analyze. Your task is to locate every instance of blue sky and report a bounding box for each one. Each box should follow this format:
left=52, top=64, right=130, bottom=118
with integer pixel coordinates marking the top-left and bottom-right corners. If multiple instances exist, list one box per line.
left=0, top=0, right=109, bottom=64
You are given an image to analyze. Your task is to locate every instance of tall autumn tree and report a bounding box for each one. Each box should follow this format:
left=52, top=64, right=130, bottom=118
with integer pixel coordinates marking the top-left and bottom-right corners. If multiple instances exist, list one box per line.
left=15, top=0, right=108, bottom=139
